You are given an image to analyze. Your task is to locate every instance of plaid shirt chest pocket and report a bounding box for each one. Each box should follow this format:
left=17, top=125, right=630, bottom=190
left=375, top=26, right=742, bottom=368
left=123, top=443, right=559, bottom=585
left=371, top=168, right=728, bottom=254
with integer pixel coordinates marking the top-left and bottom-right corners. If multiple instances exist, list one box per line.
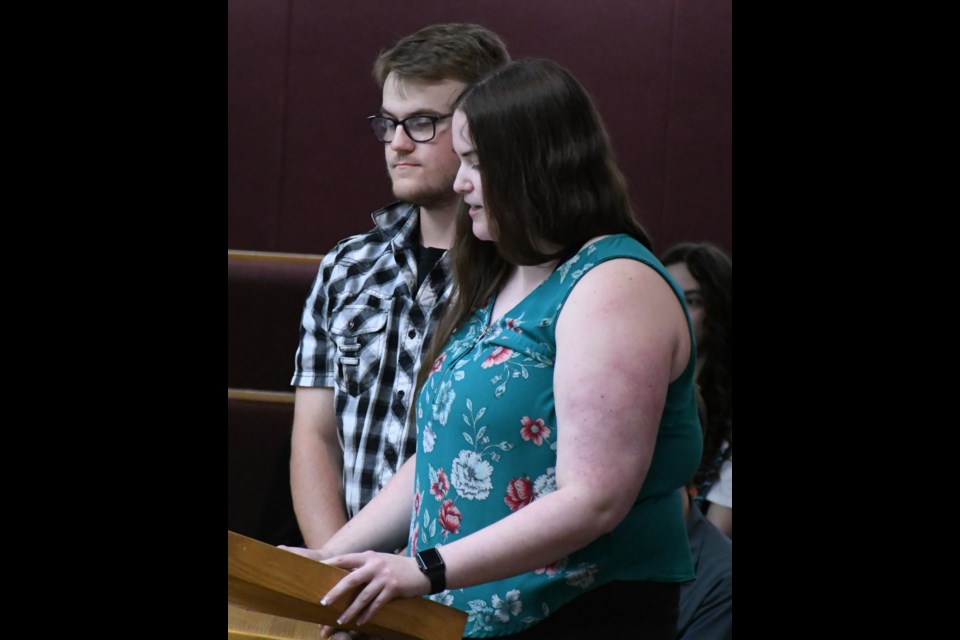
left=330, top=304, right=389, bottom=397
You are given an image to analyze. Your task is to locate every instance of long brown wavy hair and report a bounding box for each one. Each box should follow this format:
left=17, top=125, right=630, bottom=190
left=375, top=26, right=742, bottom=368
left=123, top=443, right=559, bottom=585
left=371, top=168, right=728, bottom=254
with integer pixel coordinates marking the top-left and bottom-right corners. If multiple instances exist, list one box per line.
left=415, top=58, right=651, bottom=395
left=661, top=242, right=733, bottom=480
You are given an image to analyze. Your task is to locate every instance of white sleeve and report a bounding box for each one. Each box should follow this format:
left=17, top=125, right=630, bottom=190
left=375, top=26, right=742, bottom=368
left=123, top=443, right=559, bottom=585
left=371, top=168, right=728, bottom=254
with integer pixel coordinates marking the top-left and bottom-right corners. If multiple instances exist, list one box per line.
left=705, top=457, right=732, bottom=508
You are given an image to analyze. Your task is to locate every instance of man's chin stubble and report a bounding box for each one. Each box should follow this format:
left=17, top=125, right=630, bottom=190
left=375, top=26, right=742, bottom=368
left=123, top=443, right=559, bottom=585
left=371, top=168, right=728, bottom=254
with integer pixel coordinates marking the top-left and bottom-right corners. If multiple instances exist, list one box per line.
left=393, top=185, right=459, bottom=211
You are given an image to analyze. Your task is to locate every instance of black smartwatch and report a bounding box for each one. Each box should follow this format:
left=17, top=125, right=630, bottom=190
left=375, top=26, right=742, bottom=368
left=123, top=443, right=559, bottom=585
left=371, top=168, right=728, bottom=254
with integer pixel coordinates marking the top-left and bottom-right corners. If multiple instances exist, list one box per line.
left=415, top=547, right=446, bottom=595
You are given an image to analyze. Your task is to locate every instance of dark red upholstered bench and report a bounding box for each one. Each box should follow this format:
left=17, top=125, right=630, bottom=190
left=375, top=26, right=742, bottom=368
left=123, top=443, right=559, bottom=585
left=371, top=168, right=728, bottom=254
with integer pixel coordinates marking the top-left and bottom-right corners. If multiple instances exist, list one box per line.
left=228, top=250, right=323, bottom=546
left=228, top=250, right=323, bottom=392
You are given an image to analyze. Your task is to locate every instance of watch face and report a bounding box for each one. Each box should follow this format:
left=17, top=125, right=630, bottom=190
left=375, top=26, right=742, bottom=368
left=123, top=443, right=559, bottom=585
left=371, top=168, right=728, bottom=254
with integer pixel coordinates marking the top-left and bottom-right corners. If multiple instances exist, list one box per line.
left=418, top=547, right=444, bottom=570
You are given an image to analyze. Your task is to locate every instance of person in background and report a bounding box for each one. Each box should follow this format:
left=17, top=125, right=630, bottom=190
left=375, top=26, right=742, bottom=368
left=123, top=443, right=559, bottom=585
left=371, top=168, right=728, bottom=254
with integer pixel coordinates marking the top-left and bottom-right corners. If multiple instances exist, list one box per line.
left=289, top=24, right=510, bottom=549
left=676, top=485, right=732, bottom=640
left=283, top=58, right=703, bottom=639
left=662, top=242, right=732, bottom=538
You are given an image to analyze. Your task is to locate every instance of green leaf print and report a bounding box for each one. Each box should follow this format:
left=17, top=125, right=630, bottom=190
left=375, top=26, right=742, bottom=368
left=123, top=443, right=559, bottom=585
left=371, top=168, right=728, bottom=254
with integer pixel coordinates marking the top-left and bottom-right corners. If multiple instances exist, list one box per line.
left=461, top=401, right=508, bottom=461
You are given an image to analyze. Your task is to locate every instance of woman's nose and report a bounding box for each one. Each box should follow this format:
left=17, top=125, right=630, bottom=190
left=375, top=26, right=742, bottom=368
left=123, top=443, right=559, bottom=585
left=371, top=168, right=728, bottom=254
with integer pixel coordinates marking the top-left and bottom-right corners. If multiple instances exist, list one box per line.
left=453, top=166, right=471, bottom=193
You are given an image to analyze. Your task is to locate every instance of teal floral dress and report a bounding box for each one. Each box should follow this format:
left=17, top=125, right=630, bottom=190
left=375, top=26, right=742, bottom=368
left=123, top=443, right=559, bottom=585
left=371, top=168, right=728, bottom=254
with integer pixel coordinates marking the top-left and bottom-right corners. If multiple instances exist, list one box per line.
left=409, top=235, right=702, bottom=637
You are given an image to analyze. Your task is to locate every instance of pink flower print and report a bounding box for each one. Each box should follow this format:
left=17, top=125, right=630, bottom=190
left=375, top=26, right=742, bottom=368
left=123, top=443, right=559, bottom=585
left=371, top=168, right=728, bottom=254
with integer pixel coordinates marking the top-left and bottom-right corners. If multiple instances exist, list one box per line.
left=438, top=499, right=462, bottom=535
left=413, top=490, right=422, bottom=517
left=520, top=416, right=552, bottom=446
left=504, top=476, right=534, bottom=511
left=431, top=468, right=450, bottom=501
left=504, top=317, right=522, bottom=333
left=481, top=346, right=514, bottom=368
left=432, top=353, right=447, bottom=372
left=410, top=524, right=419, bottom=556
left=535, top=557, right=568, bottom=576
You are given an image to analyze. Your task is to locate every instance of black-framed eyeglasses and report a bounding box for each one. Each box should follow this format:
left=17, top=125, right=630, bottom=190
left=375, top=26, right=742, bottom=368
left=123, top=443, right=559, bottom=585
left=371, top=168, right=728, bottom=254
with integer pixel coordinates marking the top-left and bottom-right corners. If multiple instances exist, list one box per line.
left=367, top=113, right=453, bottom=143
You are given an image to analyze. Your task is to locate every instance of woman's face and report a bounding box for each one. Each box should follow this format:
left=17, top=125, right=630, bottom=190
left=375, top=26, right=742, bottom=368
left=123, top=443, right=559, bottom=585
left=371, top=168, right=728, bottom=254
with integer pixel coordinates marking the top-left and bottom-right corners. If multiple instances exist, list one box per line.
left=451, top=110, right=496, bottom=241
left=666, top=262, right=706, bottom=350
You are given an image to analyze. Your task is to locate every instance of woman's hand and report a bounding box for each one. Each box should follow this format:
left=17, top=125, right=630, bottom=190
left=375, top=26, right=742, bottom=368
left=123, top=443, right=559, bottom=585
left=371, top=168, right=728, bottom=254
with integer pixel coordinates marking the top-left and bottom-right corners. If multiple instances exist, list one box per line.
left=319, top=631, right=378, bottom=640
left=320, top=551, right=432, bottom=629
left=278, top=546, right=393, bottom=639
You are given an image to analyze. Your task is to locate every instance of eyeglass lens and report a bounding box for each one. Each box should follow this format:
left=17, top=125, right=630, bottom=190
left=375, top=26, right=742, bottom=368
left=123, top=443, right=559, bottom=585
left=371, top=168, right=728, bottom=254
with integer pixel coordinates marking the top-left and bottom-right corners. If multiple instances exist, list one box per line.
left=369, top=116, right=439, bottom=143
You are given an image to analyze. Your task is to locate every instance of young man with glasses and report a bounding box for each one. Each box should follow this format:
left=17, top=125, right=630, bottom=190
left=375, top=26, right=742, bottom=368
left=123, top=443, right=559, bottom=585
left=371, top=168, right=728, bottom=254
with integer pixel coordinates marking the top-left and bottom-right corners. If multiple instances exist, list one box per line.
left=290, top=24, right=510, bottom=549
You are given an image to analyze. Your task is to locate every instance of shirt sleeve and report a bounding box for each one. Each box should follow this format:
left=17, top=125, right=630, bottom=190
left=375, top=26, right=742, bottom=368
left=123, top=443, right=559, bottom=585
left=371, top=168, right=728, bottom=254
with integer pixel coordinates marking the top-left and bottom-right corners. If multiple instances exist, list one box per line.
left=290, top=257, right=338, bottom=388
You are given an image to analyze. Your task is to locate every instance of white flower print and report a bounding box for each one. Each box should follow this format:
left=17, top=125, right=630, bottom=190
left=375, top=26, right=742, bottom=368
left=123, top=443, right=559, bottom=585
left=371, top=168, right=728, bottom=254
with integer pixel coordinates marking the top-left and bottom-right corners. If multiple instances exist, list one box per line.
left=466, top=599, right=495, bottom=633
left=450, top=450, right=494, bottom=500
left=558, top=253, right=581, bottom=281
left=422, top=423, right=436, bottom=453
left=428, top=590, right=454, bottom=606
left=432, top=379, right=456, bottom=425
left=491, top=589, right=523, bottom=622
left=565, top=563, right=599, bottom=589
left=533, top=467, right=557, bottom=498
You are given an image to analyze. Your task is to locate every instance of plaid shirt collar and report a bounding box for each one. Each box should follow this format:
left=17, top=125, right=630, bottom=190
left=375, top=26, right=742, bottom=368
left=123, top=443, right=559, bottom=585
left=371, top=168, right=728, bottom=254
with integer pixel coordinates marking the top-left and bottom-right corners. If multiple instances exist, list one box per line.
left=371, top=200, right=421, bottom=254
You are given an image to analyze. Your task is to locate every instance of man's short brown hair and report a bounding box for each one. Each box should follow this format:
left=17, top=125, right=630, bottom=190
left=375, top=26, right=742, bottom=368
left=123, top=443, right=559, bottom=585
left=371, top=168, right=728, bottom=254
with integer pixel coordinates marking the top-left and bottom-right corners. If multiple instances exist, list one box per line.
left=373, top=23, right=510, bottom=88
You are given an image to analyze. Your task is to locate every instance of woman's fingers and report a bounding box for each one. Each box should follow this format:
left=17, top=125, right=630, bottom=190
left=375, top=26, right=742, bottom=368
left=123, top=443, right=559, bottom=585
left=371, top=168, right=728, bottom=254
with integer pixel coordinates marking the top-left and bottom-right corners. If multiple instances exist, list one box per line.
left=319, top=552, right=415, bottom=628
left=320, top=552, right=380, bottom=609
left=318, top=624, right=372, bottom=639
left=324, top=552, right=365, bottom=570
left=335, top=579, right=384, bottom=627
left=318, top=625, right=353, bottom=639
left=321, top=559, right=365, bottom=608
left=355, top=587, right=396, bottom=627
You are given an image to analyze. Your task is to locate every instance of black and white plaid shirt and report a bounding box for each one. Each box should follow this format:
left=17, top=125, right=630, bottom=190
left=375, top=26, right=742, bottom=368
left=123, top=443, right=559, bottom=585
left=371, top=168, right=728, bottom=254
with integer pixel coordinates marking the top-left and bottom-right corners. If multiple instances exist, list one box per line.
left=292, top=201, right=452, bottom=518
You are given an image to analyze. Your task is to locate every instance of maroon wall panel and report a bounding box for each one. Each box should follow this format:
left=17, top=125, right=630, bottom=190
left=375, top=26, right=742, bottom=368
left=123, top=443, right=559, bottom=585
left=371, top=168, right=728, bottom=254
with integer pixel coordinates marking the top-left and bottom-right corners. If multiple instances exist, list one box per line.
left=661, top=0, right=733, bottom=255
left=227, top=0, right=291, bottom=250
left=228, top=0, right=732, bottom=257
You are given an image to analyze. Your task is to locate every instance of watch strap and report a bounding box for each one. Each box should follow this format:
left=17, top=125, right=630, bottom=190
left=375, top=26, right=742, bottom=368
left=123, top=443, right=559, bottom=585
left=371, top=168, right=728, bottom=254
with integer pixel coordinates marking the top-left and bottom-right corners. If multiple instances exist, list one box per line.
left=415, top=548, right=446, bottom=595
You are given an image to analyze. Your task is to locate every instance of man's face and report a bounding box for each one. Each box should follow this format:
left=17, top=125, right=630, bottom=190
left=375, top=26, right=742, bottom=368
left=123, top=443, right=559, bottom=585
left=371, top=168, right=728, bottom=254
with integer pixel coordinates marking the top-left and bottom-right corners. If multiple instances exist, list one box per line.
left=380, top=73, right=466, bottom=210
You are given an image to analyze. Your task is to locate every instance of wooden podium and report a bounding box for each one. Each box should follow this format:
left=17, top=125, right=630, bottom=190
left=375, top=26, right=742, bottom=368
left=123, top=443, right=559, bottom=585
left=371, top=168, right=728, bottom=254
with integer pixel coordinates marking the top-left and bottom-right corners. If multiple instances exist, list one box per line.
left=228, top=531, right=467, bottom=640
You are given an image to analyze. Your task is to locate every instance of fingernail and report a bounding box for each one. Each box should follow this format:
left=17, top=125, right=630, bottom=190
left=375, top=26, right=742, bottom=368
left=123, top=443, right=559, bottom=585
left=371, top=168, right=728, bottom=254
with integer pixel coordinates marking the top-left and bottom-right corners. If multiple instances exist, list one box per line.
left=336, top=618, right=343, bottom=626
left=320, top=599, right=327, bottom=606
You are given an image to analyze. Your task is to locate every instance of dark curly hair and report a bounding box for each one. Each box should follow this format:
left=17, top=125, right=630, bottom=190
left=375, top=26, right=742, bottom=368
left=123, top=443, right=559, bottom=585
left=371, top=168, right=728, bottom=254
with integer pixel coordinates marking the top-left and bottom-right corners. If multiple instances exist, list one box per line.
left=661, top=242, right=732, bottom=491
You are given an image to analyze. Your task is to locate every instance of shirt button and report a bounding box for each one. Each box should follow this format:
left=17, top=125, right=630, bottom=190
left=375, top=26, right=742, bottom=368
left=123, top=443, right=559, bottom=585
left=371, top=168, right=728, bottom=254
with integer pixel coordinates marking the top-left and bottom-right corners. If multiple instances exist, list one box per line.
left=408, top=329, right=417, bottom=338
left=398, top=390, right=405, bottom=399
left=348, top=320, right=356, bottom=329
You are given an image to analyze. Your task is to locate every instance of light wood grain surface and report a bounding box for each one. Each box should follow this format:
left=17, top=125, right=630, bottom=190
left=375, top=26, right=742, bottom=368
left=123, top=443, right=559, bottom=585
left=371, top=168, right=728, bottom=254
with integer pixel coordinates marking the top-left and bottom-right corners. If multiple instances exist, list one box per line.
left=228, top=531, right=467, bottom=640
left=229, top=604, right=322, bottom=639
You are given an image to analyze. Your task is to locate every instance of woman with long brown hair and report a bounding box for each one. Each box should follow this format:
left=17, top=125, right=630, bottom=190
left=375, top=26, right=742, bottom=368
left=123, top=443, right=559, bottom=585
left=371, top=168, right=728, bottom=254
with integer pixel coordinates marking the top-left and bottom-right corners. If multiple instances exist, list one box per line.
left=284, top=58, right=704, bottom=638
